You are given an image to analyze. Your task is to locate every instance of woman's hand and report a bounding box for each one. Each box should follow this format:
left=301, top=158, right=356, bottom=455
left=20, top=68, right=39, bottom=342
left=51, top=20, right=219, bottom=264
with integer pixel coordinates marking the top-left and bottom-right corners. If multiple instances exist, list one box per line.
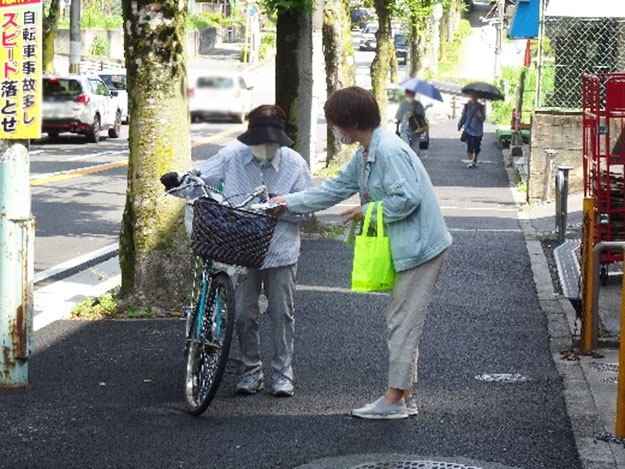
left=268, top=195, right=288, bottom=217
left=340, top=206, right=364, bottom=224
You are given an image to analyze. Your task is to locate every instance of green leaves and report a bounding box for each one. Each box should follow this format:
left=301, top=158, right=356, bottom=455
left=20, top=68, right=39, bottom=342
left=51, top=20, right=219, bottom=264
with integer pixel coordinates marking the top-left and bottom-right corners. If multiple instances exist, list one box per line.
left=261, top=0, right=314, bottom=15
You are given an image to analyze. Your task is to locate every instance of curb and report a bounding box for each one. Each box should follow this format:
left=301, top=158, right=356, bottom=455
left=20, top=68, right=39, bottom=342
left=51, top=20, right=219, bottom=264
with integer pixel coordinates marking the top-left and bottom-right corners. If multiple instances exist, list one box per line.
left=502, top=149, right=621, bottom=468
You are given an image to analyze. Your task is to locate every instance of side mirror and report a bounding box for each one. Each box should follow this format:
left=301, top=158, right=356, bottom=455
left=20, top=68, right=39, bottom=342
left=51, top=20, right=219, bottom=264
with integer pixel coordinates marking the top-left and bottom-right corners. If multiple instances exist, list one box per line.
left=247, top=86, right=254, bottom=91
left=110, top=89, right=119, bottom=97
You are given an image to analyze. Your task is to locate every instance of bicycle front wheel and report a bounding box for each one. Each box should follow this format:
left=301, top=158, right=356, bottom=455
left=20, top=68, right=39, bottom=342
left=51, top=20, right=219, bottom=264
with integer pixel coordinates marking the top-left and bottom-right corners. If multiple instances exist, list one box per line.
left=185, top=272, right=235, bottom=415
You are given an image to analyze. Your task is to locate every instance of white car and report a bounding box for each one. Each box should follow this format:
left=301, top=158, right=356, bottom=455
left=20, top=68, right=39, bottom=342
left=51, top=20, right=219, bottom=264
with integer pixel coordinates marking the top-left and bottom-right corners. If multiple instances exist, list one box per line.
left=42, top=74, right=122, bottom=143
left=359, top=23, right=378, bottom=51
left=188, top=72, right=253, bottom=123
left=98, top=71, right=128, bottom=124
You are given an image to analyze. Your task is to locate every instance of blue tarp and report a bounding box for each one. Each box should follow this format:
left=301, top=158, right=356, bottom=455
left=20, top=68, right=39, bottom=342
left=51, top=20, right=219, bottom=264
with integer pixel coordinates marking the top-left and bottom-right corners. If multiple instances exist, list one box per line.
left=508, top=0, right=540, bottom=39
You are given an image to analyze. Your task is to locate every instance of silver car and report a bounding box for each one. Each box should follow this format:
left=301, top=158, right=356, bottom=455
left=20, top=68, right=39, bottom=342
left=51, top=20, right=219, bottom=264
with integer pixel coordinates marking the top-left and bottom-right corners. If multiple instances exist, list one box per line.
left=188, top=72, right=253, bottom=123
left=42, top=74, right=122, bottom=143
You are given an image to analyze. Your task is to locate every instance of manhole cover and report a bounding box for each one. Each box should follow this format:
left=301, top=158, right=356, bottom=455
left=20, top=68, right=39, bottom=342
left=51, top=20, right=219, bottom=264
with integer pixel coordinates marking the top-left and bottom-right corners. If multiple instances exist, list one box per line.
left=590, top=362, right=619, bottom=373
left=352, top=462, right=481, bottom=469
left=475, top=373, right=528, bottom=383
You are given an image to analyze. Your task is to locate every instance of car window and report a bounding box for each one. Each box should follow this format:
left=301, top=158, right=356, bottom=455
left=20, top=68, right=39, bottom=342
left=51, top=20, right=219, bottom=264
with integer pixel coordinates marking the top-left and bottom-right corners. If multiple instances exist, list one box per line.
left=394, top=34, right=407, bottom=46
left=89, top=78, right=111, bottom=96
left=43, top=78, right=82, bottom=97
left=100, top=74, right=127, bottom=90
left=197, top=77, right=234, bottom=89
left=365, top=25, right=378, bottom=34
left=238, top=77, right=247, bottom=89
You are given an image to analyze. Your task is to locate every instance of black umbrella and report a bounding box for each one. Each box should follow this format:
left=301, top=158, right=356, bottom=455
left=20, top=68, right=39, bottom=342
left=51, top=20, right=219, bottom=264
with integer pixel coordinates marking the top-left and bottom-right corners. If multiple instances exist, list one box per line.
left=461, top=82, right=504, bottom=101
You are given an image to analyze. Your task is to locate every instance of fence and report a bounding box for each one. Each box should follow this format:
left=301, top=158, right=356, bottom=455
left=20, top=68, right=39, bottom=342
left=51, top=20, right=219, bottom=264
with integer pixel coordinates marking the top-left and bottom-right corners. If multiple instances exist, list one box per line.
left=540, top=17, right=625, bottom=110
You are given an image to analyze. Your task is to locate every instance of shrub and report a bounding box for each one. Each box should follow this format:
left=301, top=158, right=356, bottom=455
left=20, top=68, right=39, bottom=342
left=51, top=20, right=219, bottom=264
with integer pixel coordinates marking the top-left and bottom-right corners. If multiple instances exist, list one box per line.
left=90, top=36, right=109, bottom=56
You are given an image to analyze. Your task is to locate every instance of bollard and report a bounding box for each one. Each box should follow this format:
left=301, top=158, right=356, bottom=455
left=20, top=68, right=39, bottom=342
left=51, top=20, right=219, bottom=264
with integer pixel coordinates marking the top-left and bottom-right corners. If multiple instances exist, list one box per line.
left=555, top=165, right=574, bottom=244
left=616, top=261, right=625, bottom=437
left=451, top=96, right=457, bottom=120
left=580, top=197, right=595, bottom=353
left=0, top=141, right=34, bottom=388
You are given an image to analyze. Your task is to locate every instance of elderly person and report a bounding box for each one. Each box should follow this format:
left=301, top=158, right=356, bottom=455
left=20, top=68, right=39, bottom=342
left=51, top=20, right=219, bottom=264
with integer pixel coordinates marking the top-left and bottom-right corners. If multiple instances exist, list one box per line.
left=458, top=93, right=486, bottom=168
left=272, top=87, right=451, bottom=419
left=395, top=89, right=426, bottom=157
left=192, top=105, right=312, bottom=397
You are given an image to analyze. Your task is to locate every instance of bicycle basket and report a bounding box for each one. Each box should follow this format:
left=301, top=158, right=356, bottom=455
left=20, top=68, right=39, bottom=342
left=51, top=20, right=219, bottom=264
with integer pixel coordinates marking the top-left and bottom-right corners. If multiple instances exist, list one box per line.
left=191, top=198, right=277, bottom=268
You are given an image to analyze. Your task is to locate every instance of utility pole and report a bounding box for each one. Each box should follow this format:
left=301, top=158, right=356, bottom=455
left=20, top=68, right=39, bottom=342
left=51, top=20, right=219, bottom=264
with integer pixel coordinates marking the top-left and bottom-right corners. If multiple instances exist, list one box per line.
left=0, top=142, right=34, bottom=388
left=493, top=0, right=504, bottom=79
left=535, top=0, right=546, bottom=108
left=69, top=0, right=81, bottom=73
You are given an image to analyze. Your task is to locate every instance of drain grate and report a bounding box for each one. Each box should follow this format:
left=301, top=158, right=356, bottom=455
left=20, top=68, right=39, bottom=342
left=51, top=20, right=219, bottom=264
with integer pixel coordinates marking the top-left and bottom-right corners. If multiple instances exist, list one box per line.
left=352, top=462, right=482, bottom=469
left=474, top=373, right=528, bottom=383
left=590, top=362, right=619, bottom=373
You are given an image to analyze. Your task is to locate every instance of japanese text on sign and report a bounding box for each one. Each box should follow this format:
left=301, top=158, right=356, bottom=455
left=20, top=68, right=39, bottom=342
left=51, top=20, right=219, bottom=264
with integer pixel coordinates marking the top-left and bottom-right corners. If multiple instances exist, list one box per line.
left=0, top=0, right=41, bottom=139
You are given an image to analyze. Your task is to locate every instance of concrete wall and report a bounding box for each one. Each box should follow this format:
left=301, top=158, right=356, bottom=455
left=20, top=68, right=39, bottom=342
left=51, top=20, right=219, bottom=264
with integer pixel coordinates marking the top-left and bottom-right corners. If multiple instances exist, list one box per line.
left=528, top=110, right=584, bottom=202
left=54, top=25, right=245, bottom=61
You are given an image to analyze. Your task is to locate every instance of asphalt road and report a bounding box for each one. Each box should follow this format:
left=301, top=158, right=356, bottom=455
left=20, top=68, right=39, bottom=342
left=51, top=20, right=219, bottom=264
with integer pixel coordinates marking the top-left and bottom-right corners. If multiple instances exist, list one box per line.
left=1, top=119, right=582, bottom=468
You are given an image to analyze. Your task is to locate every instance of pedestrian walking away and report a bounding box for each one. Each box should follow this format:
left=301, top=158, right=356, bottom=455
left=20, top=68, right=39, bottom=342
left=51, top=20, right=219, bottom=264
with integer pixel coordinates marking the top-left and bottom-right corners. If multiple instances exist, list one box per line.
left=271, top=86, right=452, bottom=420
left=458, top=93, right=486, bottom=168
left=395, top=89, right=427, bottom=158
left=179, top=105, right=313, bottom=397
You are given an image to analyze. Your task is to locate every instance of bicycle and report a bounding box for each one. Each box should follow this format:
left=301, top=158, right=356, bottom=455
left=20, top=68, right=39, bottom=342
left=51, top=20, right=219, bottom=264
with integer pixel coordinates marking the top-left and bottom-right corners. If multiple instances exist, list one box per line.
left=162, top=173, right=279, bottom=415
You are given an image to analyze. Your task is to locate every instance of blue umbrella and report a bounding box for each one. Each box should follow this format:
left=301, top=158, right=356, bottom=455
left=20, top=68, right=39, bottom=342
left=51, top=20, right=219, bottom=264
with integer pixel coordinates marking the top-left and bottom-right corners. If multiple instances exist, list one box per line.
left=398, top=78, right=444, bottom=102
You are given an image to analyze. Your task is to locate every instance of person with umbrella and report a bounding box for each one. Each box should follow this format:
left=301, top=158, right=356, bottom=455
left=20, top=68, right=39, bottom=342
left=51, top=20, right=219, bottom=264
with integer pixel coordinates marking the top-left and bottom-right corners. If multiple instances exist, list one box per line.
left=458, top=93, right=486, bottom=168
left=395, top=89, right=427, bottom=157
left=396, top=78, right=443, bottom=157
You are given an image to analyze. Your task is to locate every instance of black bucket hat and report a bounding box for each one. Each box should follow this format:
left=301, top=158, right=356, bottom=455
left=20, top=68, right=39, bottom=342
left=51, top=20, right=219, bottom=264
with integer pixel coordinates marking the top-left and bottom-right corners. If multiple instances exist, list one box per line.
left=237, top=115, right=294, bottom=147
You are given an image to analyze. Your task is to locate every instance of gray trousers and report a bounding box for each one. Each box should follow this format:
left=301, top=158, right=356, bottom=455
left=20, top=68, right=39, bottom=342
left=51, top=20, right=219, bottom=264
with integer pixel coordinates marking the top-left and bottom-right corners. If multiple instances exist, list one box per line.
left=387, top=251, right=447, bottom=390
left=235, top=264, right=297, bottom=380
left=400, top=131, right=421, bottom=157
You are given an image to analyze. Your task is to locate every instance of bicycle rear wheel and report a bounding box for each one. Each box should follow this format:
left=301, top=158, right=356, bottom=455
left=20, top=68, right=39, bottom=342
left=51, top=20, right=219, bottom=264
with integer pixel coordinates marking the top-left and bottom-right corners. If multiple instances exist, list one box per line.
left=184, top=271, right=235, bottom=415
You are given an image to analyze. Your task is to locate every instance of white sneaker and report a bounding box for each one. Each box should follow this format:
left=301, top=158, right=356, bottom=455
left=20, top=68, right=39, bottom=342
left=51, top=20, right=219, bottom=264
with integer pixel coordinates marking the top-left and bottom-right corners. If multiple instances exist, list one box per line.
left=236, top=371, right=264, bottom=395
left=404, top=396, right=419, bottom=416
left=351, top=396, right=409, bottom=420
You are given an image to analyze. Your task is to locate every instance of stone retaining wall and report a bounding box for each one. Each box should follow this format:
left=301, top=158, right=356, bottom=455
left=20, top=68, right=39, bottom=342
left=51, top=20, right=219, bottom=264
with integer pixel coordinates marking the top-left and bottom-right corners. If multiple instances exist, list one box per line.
left=528, top=110, right=583, bottom=203
left=54, top=25, right=246, bottom=61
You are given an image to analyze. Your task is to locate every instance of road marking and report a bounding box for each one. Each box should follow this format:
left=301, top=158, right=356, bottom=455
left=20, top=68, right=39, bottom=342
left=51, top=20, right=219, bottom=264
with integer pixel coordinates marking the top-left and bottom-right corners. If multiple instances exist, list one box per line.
left=34, top=243, right=118, bottom=284
left=30, top=127, right=243, bottom=186
left=30, top=160, right=128, bottom=186
left=448, top=227, right=522, bottom=233
left=191, top=124, right=245, bottom=148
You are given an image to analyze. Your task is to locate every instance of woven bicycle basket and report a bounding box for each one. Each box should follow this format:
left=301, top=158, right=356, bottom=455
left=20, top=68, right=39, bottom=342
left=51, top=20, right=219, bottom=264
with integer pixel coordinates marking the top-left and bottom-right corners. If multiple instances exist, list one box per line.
left=191, top=198, right=277, bottom=268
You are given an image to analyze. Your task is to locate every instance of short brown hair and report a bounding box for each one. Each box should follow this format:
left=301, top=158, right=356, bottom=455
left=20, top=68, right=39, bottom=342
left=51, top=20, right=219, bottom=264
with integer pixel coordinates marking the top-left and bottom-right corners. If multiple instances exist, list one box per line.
left=248, top=104, right=287, bottom=121
left=324, top=86, right=381, bottom=130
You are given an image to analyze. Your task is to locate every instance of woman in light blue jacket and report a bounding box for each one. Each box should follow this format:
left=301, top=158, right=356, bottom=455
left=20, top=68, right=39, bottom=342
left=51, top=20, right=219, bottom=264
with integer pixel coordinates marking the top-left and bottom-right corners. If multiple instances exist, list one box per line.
left=272, top=86, right=452, bottom=420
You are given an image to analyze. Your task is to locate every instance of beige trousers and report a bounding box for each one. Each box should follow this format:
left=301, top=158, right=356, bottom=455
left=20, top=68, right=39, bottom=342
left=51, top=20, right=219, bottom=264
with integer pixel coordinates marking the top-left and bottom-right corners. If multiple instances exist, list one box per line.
left=386, top=250, right=448, bottom=390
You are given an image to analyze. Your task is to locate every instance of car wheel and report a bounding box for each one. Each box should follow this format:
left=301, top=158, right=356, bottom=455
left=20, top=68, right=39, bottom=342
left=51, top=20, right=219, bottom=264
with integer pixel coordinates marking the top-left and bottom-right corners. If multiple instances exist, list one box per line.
left=108, top=111, right=121, bottom=138
left=47, top=130, right=59, bottom=140
left=86, top=115, right=100, bottom=143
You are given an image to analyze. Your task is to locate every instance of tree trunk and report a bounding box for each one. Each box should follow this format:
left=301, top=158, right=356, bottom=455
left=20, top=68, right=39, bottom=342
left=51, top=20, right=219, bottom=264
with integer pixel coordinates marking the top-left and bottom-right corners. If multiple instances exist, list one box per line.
left=120, top=0, right=192, bottom=309
left=408, top=21, right=423, bottom=78
left=42, top=0, right=61, bottom=73
left=371, top=0, right=393, bottom=124
left=276, top=10, right=313, bottom=166
left=322, top=0, right=355, bottom=164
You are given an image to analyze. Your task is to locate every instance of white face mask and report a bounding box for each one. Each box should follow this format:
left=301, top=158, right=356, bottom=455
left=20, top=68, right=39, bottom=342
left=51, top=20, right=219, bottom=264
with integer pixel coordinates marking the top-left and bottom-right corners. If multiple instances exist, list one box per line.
left=405, top=96, right=415, bottom=104
left=332, top=126, right=352, bottom=145
left=250, top=143, right=280, bottom=164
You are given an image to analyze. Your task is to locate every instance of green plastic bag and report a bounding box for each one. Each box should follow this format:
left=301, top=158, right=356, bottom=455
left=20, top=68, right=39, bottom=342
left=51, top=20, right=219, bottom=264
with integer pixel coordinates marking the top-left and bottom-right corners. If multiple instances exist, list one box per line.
left=351, top=201, right=396, bottom=293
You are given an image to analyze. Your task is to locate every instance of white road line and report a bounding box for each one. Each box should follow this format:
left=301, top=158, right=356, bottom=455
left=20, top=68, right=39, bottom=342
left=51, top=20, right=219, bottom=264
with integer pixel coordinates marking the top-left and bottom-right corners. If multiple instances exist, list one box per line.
left=34, top=243, right=118, bottom=284
left=448, top=227, right=522, bottom=233
left=296, top=284, right=389, bottom=296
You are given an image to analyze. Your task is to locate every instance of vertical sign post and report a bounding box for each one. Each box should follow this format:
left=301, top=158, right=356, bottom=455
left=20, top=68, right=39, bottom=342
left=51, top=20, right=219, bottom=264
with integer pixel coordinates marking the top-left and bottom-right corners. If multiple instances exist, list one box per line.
left=0, top=0, right=41, bottom=387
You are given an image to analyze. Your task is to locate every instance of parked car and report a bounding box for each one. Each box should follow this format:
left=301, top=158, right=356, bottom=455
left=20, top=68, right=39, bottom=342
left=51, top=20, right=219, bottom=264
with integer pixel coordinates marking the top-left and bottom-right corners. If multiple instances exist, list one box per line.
left=98, top=71, right=128, bottom=123
left=394, top=33, right=408, bottom=65
left=42, top=74, right=122, bottom=143
left=188, top=72, right=253, bottom=123
left=359, top=23, right=378, bottom=51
